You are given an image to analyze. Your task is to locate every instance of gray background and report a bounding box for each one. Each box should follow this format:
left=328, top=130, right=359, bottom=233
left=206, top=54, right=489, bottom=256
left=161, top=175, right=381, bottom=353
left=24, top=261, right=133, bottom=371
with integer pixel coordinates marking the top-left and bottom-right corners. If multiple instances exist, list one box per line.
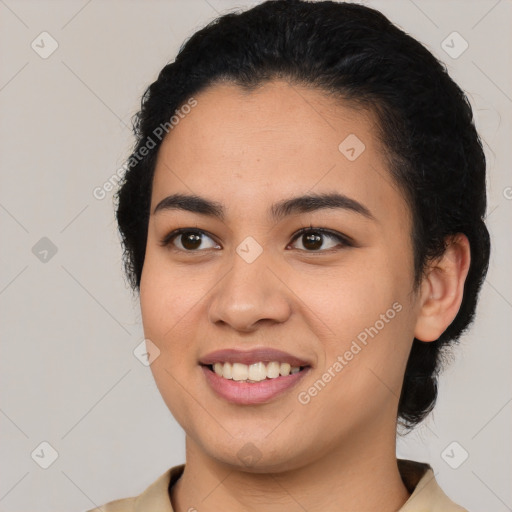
left=0, top=0, right=511, bottom=510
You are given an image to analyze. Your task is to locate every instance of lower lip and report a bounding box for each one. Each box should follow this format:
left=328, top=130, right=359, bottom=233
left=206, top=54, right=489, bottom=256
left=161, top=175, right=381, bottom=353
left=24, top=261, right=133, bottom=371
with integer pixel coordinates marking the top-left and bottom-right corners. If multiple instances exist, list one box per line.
left=201, top=365, right=310, bottom=405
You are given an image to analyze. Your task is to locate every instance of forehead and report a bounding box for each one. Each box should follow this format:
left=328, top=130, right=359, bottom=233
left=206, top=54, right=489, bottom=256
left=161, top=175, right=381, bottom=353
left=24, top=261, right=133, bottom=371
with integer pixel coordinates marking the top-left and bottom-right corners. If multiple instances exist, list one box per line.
left=151, top=80, right=408, bottom=225
left=158, top=80, right=377, bottom=166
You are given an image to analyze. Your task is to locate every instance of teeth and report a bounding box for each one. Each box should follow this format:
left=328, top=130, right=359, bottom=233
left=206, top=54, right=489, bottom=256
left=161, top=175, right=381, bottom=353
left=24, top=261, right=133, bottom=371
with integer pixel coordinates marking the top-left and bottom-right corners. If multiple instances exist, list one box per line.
left=221, top=362, right=232, bottom=379
left=267, top=361, right=280, bottom=378
left=248, top=362, right=267, bottom=381
left=211, top=361, right=302, bottom=382
left=232, top=362, right=248, bottom=381
left=280, top=362, right=291, bottom=376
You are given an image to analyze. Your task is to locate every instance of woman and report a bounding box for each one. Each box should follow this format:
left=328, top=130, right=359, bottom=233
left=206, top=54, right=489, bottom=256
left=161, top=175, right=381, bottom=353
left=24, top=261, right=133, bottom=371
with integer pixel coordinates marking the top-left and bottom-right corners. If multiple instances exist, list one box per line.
left=90, top=1, right=490, bottom=510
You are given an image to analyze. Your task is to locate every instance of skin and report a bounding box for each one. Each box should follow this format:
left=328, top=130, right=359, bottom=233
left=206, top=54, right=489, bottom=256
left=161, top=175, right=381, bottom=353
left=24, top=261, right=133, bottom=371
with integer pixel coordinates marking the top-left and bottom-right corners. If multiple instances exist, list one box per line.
left=139, top=80, right=470, bottom=511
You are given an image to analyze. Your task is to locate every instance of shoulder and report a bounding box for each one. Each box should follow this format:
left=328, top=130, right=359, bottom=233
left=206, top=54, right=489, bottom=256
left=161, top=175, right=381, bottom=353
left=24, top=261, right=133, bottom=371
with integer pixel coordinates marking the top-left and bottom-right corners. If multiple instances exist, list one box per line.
left=398, top=459, right=468, bottom=512
left=85, top=464, right=185, bottom=512
left=86, top=496, right=136, bottom=512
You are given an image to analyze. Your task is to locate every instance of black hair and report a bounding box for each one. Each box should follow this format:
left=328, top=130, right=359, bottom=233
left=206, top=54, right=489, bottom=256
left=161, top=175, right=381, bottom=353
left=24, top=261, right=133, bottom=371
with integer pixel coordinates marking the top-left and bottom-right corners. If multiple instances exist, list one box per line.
left=115, top=0, right=490, bottom=429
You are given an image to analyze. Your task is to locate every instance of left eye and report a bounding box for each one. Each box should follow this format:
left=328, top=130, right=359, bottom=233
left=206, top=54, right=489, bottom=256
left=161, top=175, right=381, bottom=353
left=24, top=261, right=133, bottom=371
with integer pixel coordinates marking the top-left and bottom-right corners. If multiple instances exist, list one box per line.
left=161, top=229, right=220, bottom=251
left=288, top=228, right=350, bottom=252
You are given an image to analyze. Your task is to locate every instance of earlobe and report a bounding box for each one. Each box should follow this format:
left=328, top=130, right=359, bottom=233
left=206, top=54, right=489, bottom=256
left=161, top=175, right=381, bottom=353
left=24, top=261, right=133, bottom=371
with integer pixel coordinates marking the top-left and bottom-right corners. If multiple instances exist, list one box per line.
left=414, top=234, right=471, bottom=342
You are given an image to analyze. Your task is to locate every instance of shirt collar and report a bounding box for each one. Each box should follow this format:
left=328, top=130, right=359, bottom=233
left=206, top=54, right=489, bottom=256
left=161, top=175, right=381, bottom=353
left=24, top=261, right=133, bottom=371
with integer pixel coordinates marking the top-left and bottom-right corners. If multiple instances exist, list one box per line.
left=133, top=459, right=465, bottom=511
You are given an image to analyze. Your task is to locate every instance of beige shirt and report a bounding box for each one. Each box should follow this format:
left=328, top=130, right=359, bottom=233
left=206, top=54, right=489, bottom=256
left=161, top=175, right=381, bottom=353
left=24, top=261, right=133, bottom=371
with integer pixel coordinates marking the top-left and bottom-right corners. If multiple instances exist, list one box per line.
left=88, top=459, right=468, bottom=512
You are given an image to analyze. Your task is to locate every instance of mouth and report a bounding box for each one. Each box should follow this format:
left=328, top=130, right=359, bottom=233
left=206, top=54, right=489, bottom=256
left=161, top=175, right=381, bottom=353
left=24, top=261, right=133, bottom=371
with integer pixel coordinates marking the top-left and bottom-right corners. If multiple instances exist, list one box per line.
left=200, top=361, right=310, bottom=383
left=198, top=347, right=313, bottom=404
left=200, top=362, right=311, bottom=405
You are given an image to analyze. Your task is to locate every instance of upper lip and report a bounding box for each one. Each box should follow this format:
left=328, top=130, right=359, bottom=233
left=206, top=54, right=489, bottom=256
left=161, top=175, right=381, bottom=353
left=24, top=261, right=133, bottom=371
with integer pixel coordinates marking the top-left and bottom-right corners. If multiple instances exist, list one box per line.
left=199, top=347, right=312, bottom=367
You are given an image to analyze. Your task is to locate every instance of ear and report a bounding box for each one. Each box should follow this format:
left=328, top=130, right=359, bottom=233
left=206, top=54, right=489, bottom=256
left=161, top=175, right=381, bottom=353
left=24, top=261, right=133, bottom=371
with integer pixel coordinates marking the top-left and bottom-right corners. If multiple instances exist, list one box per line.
left=414, top=234, right=471, bottom=342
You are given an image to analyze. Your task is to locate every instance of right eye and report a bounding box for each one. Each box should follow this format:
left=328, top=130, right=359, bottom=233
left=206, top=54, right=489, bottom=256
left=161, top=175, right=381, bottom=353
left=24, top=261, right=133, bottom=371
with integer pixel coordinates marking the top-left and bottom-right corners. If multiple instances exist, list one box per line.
left=160, top=228, right=221, bottom=252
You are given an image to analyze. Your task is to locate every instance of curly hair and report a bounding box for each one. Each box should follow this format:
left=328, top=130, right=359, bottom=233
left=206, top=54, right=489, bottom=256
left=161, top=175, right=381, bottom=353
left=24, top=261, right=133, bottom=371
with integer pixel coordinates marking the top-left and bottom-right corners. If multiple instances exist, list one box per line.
left=115, top=0, right=490, bottom=429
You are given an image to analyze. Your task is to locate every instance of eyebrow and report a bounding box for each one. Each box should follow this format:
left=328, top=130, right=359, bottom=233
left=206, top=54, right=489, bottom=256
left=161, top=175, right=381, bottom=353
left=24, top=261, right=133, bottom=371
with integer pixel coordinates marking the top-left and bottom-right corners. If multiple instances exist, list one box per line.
left=153, top=192, right=375, bottom=222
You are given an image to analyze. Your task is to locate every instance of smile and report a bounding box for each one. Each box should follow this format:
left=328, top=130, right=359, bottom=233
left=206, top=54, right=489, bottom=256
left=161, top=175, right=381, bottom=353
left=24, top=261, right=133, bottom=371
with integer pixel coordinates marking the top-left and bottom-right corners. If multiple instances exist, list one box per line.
left=201, top=363, right=311, bottom=404
left=209, top=361, right=304, bottom=382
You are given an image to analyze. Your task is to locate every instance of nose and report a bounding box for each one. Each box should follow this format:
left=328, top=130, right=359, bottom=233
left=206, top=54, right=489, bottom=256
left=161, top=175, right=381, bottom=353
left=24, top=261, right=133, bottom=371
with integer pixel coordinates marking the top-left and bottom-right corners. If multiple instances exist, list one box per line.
left=207, top=249, right=292, bottom=332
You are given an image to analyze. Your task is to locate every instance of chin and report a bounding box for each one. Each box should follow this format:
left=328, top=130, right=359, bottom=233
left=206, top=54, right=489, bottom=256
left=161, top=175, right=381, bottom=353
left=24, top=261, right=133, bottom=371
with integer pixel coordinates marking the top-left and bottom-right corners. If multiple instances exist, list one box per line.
left=204, top=440, right=313, bottom=474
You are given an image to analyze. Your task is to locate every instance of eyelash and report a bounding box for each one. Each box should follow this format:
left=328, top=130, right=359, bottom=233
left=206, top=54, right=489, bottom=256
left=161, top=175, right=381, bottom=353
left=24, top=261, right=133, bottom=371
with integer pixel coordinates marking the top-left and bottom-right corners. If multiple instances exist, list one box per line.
left=159, top=226, right=353, bottom=253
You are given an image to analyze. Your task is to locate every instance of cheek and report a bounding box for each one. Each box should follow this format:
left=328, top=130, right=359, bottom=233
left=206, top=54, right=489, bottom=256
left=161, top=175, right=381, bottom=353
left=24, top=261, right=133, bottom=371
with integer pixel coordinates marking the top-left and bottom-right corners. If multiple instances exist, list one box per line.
left=139, top=253, right=206, bottom=425
left=290, top=254, right=405, bottom=336
left=140, top=249, right=208, bottom=342
left=139, top=258, right=208, bottom=410
left=290, top=255, right=415, bottom=392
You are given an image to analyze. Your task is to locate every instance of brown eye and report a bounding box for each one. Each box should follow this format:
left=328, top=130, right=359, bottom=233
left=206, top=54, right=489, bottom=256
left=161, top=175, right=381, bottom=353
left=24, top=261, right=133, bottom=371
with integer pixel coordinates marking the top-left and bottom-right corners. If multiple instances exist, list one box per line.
left=161, top=229, right=220, bottom=251
left=289, top=228, right=350, bottom=252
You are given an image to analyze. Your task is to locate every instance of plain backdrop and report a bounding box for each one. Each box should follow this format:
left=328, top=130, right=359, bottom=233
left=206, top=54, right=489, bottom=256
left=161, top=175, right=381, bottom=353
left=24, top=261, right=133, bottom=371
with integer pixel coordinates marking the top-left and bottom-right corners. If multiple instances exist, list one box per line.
left=0, top=1, right=511, bottom=511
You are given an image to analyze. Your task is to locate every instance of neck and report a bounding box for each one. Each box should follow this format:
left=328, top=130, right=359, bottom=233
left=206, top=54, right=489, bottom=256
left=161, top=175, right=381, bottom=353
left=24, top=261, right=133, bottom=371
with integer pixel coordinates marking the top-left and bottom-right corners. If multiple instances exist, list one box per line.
left=170, top=424, right=410, bottom=512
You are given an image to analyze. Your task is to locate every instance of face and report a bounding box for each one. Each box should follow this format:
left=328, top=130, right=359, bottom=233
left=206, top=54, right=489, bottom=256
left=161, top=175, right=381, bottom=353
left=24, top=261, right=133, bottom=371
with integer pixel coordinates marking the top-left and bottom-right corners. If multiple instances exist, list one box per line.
left=140, top=80, right=421, bottom=472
